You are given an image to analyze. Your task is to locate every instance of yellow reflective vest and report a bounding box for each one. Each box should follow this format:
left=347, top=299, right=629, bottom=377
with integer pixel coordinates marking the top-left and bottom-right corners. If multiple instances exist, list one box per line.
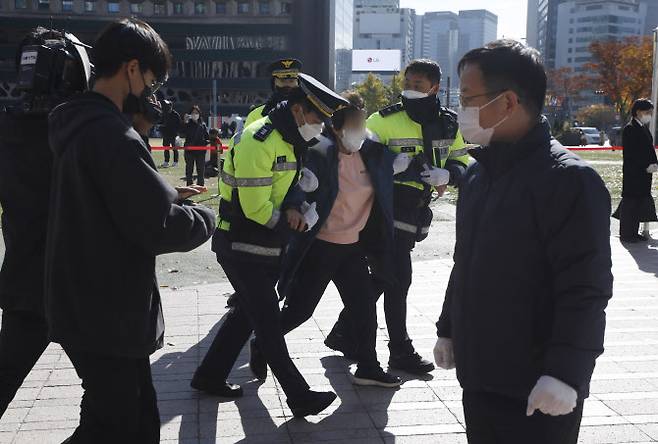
left=244, top=104, right=266, bottom=128
left=366, top=103, right=469, bottom=191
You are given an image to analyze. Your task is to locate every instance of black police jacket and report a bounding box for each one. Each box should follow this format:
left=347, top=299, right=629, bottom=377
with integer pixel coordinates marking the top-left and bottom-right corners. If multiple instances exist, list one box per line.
left=46, top=92, right=216, bottom=358
left=436, top=117, right=613, bottom=401
left=0, top=110, right=51, bottom=315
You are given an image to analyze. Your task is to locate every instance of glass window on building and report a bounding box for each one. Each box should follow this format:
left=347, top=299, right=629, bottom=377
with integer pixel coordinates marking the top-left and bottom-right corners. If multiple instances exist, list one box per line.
left=15, top=0, right=27, bottom=9
left=84, top=0, right=94, bottom=11
left=280, top=1, right=291, bottom=15
left=130, top=2, right=143, bottom=13
left=173, top=1, right=183, bottom=14
left=215, top=0, right=226, bottom=13
left=107, top=1, right=119, bottom=12
left=61, top=0, right=73, bottom=11
left=237, top=0, right=249, bottom=14
left=194, top=0, right=205, bottom=14
left=38, top=0, right=49, bottom=10
left=153, top=1, right=165, bottom=14
left=258, top=0, right=270, bottom=15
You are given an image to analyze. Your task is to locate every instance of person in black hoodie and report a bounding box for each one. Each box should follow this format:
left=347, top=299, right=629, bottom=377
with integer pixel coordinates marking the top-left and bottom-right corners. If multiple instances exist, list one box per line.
left=160, top=100, right=181, bottom=168
left=46, top=18, right=215, bottom=444
left=0, top=27, right=91, bottom=418
left=434, top=40, right=612, bottom=444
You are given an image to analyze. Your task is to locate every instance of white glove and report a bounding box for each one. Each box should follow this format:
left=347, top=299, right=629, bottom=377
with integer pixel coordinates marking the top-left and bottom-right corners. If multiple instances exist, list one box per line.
left=300, top=201, right=319, bottom=231
left=298, top=167, right=319, bottom=192
left=647, top=164, right=658, bottom=174
left=433, top=337, right=455, bottom=369
left=526, top=375, right=577, bottom=417
left=174, top=136, right=183, bottom=148
left=392, top=153, right=413, bottom=175
left=420, top=166, right=450, bottom=187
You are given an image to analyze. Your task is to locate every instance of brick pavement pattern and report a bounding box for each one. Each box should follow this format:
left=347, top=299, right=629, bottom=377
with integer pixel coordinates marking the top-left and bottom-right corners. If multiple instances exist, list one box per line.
left=1, top=237, right=657, bottom=443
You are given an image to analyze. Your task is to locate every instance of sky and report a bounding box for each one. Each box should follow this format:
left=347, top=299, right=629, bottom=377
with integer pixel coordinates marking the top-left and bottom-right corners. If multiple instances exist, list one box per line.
left=400, top=0, right=528, bottom=41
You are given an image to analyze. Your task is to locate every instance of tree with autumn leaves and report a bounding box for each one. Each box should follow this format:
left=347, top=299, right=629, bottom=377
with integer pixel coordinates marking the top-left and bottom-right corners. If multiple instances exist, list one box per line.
left=585, top=36, right=653, bottom=123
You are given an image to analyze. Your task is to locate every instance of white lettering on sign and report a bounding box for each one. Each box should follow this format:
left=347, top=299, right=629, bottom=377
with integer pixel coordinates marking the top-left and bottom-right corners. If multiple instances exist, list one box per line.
left=20, top=51, right=38, bottom=66
left=184, top=35, right=288, bottom=51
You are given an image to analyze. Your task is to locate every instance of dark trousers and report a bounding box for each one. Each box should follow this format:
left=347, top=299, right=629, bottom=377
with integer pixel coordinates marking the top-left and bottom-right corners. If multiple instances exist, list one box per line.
left=463, top=391, right=584, bottom=444
left=619, top=197, right=642, bottom=239
left=0, top=310, right=49, bottom=417
left=280, top=240, right=379, bottom=370
left=195, top=253, right=309, bottom=400
left=64, top=350, right=160, bottom=444
left=162, top=136, right=178, bottom=163
left=184, top=150, right=205, bottom=186
left=333, top=234, right=413, bottom=354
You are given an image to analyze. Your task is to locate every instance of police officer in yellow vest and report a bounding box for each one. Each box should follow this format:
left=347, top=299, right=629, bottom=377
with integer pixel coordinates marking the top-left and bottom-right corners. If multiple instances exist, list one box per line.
left=327, top=59, right=470, bottom=375
left=191, top=73, right=349, bottom=418
left=244, top=58, right=303, bottom=128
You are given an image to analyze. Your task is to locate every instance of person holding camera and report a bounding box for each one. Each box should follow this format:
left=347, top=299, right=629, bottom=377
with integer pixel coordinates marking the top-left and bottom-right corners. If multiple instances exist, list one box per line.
left=0, top=27, right=91, bottom=418
left=182, top=105, right=209, bottom=186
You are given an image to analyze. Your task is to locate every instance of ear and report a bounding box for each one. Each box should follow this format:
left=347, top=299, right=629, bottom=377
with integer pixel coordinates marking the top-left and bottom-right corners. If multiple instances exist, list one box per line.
left=504, top=90, right=519, bottom=113
left=428, top=84, right=440, bottom=96
left=125, top=59, right=140, bottom=75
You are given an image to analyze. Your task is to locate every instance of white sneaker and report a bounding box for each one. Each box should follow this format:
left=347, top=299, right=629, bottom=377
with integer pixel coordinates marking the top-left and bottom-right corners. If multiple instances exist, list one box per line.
left=160, top=162, right=170, bottom=168
left=172, top=162, right=178, bottom=167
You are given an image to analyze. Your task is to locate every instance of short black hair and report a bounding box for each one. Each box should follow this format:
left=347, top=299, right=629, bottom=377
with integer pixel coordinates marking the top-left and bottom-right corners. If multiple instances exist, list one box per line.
left=332, top=90, right=365, bottom=130
left=405, top=59, right=442, bottom=84
left=631, top=98, right=653, bottom=117
left=93, top=18, right=171, bottom=82
left=15, top=27, right=65, bottom=71
left=458, top=39, right=546, bottom=117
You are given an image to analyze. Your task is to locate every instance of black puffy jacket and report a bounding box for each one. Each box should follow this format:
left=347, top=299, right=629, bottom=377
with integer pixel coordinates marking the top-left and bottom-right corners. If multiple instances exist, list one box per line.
left=437, top=117, right=613, bottom=401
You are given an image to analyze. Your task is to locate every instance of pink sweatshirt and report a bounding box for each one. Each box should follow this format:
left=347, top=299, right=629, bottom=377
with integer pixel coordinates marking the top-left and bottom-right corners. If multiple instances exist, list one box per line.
left=316, top=151, right=375, bottom=245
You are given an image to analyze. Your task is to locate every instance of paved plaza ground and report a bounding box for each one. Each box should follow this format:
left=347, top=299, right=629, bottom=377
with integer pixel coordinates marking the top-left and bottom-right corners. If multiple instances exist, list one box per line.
left=0, top=230, right=658, bottom=443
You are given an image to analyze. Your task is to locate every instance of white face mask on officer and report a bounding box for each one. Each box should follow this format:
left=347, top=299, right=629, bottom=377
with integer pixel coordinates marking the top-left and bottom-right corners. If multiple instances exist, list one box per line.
left=401, top=90, right=429, bottom=100
left=458, top=93, right=510, bottom=146
left=297, top=111, right=324, bottom=142
left=341, top=128, right=367, bottom=153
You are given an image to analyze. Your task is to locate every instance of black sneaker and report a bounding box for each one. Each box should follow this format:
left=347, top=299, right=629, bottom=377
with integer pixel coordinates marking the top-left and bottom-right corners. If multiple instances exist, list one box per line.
left=621, top=237, right=640, bottom=243
left=190, top=373, right=243, bottom=398
left=324, top=332, right=358, bottom=360
left=351, top=367, right=402, bottom=388
left=249, top=338, right=267, bottom=381
left=287, top=390, right=337, bottom=418
left=389, top=352, right=435, bottom=375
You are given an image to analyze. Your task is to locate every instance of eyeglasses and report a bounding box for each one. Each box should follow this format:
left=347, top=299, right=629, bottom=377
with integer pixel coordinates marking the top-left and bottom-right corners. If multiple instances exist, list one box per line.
left=459, top=89, right=507, bottom=107
left=142, top=72, right=167, bottom=93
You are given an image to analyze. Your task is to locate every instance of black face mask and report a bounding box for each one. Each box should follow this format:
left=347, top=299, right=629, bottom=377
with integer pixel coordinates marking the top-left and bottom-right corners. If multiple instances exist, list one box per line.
left=402, top=94, right=439, bottom=124
left=123, top=70, right=154, bottom=116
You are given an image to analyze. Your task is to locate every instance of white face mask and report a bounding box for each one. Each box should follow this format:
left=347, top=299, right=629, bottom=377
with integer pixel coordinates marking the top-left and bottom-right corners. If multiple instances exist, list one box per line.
left=640, top=114, right=652, bottom=125
left=298, top=111, right=324, bottom=142
left=457, top=93, right=509, bottom=146
left=401, top=89, right=429, bottom=100
left=341, top=128, right=367, bottom=153
left=190, top=113, right=199, bottom=122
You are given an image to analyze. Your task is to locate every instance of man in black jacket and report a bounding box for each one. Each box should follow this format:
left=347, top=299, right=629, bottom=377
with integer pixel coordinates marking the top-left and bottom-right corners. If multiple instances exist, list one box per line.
left=160, top=100, right=181, bottom=168
left=434, top=40, right=613, bottom=444
left=46, top=19, right=216, bottom=444
left=0, top=27, right=91, bottom=417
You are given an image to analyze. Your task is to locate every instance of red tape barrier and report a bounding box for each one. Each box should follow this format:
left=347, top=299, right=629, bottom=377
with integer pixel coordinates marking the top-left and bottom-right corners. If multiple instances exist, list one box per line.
left=567, top=146, right=658, bottom=151
left=150, top=145, right=229, bottom=151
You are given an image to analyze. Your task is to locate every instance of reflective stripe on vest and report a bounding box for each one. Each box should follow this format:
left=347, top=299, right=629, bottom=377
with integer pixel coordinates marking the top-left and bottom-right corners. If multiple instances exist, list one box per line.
left=388, top=138, right=422, bottom=147
left=394, top=220, right=417, bottom=234
left=272, top=161, right=297, bottom=172
left=221, top=171, right=273, bottom=188
left=448, top=148, right=469, bottom=159
left=231, top=242, right=281, bottom=257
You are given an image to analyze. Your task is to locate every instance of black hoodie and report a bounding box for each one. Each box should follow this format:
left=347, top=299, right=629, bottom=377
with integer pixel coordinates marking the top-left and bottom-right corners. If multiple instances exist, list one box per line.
left=46, top=92, right=216, bottom=358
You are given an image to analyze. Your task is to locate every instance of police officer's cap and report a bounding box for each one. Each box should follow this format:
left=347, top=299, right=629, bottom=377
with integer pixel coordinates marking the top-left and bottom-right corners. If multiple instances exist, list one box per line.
left=298, top=73, right=349, bottom=118
left=270, top=58, right=302, bottom=79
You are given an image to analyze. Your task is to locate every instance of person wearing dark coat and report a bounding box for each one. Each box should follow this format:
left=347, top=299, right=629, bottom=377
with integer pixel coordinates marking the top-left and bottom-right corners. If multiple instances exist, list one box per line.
left=45, top=19, right=216, bottom=444
left=612, top=98, right=658, bottom=242
left=160, top=100, right=181, bottom=167
left=434, top=40, right=613, bottom=444
left=248, top=92, right=407, bottom=388
left=0, top=27, right=90, bottom=418
left=182, top=105, right=209, bottom=186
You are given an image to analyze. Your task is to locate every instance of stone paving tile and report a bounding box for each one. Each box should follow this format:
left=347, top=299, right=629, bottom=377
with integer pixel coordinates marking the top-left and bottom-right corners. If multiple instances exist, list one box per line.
left=1, top=237, right=658, bottom=443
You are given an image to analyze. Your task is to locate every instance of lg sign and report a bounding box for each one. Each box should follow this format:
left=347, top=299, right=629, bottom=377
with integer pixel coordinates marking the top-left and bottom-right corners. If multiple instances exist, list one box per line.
left=353, top=49, right=401, bottom=72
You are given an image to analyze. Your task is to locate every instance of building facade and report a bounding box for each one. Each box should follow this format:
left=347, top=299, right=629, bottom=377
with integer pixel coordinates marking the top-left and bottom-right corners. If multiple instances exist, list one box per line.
left=535, top=0, right=568, bottom=69
left=333, top=0, right=354, bottom=92
left=420, top=12, right=459, bottom=85
left=555, top=0, right=646, bottom=73
left=352, top=0, right=416, bottom=69
left=0, top=0, right=338, bottom=116
left=457, top=10, right=498, bottom=60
